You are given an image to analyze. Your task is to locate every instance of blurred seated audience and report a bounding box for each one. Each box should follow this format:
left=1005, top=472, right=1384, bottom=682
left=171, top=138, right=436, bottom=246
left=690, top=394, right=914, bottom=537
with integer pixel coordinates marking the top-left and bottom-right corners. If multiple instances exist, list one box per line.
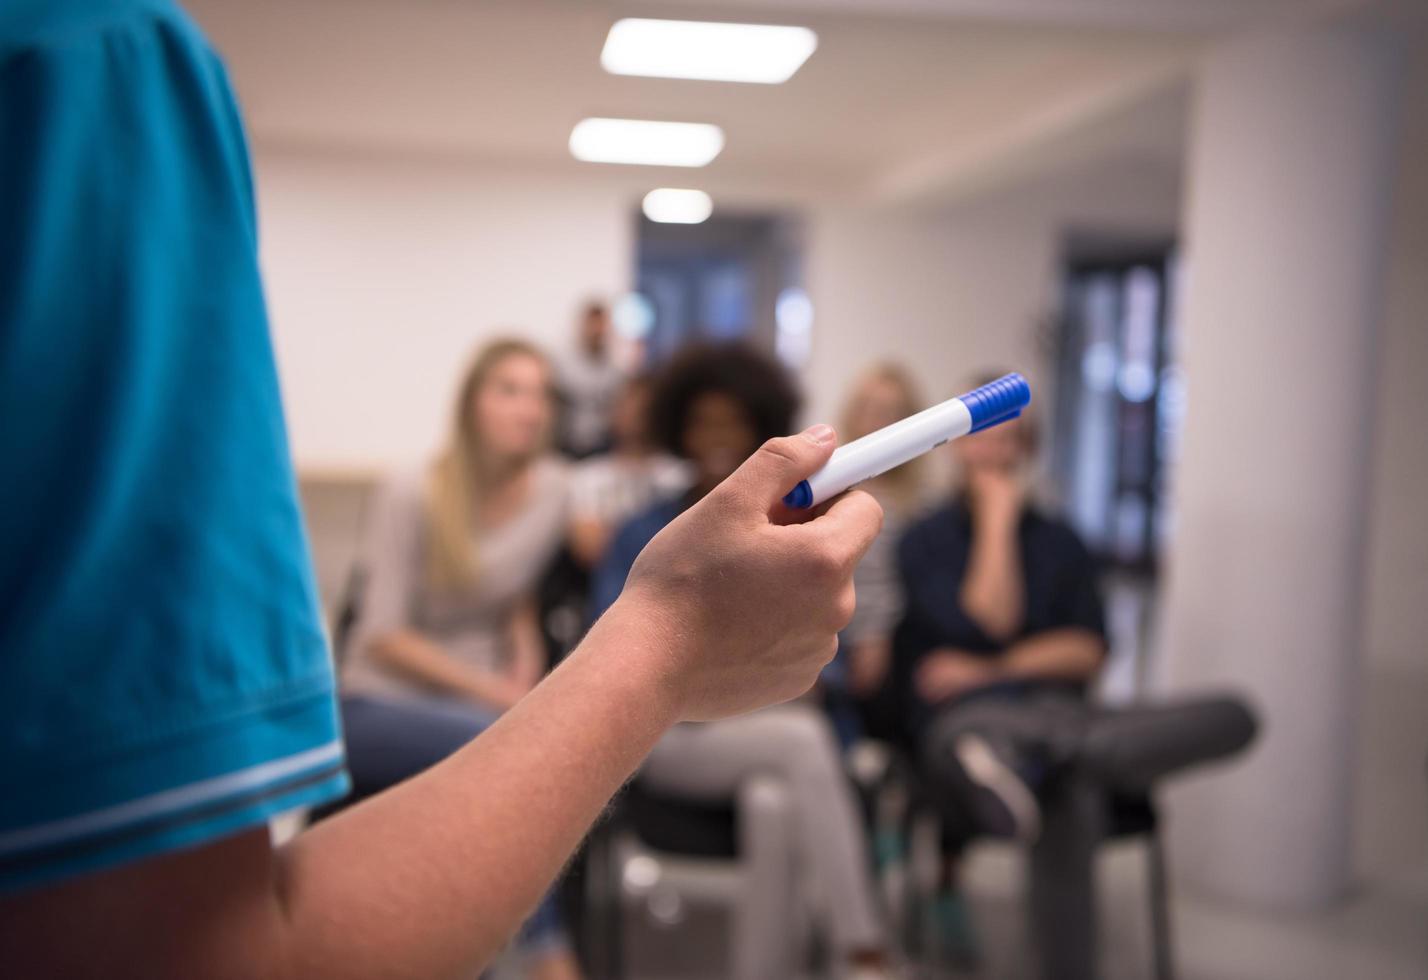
left=567, top=374, right=688, bottom=569
left=554, top=299, right=623, bottom=459
left=590, top=344, right=899, bottom=980
left=827, top=364, right=929, bottom=745
left=889, top=377, right=1105, bottom=963
left=340, top=339, right=580, bottom=980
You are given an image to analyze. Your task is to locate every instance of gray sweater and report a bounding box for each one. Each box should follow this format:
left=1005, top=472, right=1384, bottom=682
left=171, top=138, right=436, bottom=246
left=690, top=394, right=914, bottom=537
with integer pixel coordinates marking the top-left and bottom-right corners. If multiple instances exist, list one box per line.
left=342, top=458, right=569, bottom=700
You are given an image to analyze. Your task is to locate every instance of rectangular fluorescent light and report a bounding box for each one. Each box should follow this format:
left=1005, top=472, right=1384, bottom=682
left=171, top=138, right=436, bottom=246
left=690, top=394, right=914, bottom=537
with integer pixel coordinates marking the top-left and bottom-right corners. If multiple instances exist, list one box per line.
left=569, top=118, right=724, bottom=167
left=602, top=18, right=817, bottom=84
left=643, top=188, right=713, bottom=224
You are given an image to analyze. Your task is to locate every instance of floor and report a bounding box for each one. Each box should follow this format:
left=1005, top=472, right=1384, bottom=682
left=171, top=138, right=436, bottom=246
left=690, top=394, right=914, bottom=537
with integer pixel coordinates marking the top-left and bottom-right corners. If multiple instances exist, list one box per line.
left=956, top=839, right=1427, bottom=980
left=585, top=839, right=1426, bottom=980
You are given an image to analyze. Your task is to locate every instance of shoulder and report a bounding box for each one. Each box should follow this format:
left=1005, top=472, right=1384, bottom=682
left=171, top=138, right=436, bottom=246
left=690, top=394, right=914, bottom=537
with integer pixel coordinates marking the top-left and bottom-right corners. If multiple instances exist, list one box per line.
left=517, top=457, right=571, bottom=531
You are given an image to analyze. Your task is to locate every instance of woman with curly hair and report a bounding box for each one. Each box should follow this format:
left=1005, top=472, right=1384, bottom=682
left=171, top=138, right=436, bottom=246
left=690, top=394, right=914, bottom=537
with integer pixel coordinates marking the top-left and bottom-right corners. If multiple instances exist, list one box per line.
left=591, top=344, right=897, bottom=980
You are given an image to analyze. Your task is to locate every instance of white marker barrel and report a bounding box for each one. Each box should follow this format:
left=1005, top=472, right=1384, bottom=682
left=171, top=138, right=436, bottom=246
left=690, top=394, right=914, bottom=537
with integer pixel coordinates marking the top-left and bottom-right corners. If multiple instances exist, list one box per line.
left=784, top=372, right=1030, bottom=509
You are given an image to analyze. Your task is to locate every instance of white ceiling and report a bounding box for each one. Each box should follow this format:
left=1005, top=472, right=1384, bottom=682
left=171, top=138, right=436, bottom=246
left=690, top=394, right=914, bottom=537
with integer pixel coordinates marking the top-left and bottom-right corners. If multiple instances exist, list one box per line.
left=644, top=0, right=1358, bottom=31
left=185, top=0, right=1362, bottom=205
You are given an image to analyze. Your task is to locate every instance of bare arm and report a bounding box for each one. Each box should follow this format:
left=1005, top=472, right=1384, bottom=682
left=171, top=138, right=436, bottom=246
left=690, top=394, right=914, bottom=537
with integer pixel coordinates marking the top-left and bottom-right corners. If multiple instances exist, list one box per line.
left=1, top=427, right=883, bottom=980
left=568, top=515, right=612, bottom=569
left=958, top=470, right=1025, bottom=641
left=371, top=629, right=528, bottom=712
left=915, top=627, right=1105, bottom=703
left=848, top=636, right=893, bottom=697
left=3, top=600, right=678, bottom=980
left=999, top=627, right=1106, bottom=684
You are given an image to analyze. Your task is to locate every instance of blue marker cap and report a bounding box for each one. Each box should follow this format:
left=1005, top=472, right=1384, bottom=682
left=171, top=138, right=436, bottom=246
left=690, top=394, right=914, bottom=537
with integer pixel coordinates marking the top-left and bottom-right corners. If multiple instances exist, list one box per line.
left=961, top=372, right=1031, bottom=433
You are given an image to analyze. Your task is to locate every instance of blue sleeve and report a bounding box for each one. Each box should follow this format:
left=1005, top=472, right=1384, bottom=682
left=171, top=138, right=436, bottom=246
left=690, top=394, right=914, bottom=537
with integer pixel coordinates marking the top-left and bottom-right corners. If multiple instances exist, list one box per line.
left=0, top=0, right=347, bottom=894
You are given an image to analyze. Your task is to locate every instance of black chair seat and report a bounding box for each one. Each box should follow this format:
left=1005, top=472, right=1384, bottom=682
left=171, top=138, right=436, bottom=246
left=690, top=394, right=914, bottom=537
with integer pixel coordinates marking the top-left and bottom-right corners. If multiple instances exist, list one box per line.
left=623, top=782, right=740, bottom=859
left=1106, top=791, right=1158, bottom=838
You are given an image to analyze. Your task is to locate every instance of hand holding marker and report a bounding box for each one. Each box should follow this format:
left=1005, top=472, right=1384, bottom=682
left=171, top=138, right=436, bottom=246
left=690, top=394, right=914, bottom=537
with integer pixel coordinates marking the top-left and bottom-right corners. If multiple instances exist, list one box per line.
left=784, top=373, right=1032, bottom=509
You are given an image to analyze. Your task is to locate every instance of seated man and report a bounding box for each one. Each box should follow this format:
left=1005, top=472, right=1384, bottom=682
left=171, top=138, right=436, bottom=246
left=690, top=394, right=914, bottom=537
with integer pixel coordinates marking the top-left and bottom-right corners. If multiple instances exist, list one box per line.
left=890, top=379, right=1105, bottom=961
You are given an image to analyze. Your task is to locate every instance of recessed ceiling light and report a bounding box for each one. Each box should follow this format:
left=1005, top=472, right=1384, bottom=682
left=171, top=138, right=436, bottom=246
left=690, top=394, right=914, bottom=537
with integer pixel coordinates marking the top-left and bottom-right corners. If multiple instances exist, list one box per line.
left=601, top=18, right=817, bottom=84
left=569, top=118, right=724, bottom=167
left=642, top=188, right=713, bottom=224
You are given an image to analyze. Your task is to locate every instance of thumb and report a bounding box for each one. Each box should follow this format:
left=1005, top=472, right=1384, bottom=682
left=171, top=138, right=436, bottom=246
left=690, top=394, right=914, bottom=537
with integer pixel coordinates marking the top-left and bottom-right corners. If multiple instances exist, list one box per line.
left=720, top=424, right=838, bottom=510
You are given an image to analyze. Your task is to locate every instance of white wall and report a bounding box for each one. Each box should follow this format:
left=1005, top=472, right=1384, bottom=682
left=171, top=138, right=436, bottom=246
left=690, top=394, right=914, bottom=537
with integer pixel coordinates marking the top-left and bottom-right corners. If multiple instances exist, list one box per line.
left=254, top=147, right=632, bottom=472
left=1156, top=25, right=1405, bottom=907
left=1352, top=35, right=1428, bottom=882
left=802, top=157, right=1182, bottom=470
left=254, top=143, right=1180, bottom=477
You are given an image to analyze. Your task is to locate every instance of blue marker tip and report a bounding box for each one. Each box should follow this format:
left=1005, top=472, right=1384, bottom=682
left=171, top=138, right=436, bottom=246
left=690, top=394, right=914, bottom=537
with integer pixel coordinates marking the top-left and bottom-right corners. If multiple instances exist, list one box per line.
left=783, top=480, right=813, bottom=509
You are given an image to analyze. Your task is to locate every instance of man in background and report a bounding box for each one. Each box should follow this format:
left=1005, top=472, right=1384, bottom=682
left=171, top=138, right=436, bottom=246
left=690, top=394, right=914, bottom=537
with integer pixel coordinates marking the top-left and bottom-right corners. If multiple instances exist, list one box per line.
left=555, top=300, right=625, bottom=458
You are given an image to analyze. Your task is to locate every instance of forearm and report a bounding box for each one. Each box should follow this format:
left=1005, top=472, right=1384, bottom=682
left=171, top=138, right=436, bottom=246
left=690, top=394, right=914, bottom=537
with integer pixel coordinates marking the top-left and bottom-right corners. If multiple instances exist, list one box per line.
left=958, top=527, right=1024, bottom=640
left=997, top=628, right=1105, bottom=684
left=372, top=630, right=517, bottom=709
left=3, top=597, right=680, bottom=980
left=279, top=597, right=679, bottom=977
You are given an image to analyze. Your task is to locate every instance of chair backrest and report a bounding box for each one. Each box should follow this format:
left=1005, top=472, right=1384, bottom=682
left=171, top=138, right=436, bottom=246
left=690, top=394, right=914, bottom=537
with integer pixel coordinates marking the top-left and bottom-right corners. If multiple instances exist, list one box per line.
left=622, top=782, right=741, bottom=859
left=296, top=472, right=377, bottom=658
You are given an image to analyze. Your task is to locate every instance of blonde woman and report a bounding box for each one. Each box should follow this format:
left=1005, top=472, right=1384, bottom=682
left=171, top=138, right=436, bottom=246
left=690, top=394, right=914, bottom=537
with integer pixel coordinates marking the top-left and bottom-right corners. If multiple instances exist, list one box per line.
left=837, top=364, right=928, bottom=702
left=340, top=338, right=579, bottom=980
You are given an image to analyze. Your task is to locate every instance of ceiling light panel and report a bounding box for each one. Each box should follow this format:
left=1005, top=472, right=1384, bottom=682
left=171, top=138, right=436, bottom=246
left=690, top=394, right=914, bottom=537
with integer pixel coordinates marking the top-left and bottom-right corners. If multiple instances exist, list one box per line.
left=642, top=188, right=713, bottom=224
left=601, top=18, right=817, bottom=85
left=569, top=118, right=725, bottom=167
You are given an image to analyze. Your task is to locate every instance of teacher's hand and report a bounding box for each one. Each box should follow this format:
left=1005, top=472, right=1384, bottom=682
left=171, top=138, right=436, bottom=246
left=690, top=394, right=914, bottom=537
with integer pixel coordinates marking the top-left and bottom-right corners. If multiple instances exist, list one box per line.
left=615, top=425, right=883, bottom=722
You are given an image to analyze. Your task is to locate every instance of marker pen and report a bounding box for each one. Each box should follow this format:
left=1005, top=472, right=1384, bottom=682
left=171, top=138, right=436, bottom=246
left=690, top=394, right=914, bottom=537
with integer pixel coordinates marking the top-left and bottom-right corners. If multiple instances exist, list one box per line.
left=784, top=372, right=1031, bottom=509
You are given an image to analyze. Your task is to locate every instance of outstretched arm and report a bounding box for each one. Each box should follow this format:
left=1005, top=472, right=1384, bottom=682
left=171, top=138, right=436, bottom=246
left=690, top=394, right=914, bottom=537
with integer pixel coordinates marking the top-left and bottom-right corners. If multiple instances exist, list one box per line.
left=2, top=427, right=882, bottom=980
left=958, top=468, right=1027, bottom=641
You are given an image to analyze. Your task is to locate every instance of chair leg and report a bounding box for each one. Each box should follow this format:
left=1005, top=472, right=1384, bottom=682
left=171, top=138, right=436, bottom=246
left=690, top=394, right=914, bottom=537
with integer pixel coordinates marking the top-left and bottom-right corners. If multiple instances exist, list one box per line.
left=583, top=822, right=620, bottom=980
left=734, top=776, right=796, bottom=980
left=1146, top=832, right=1175, bottom=980
left=1029, top=772, right=1102, bottom=980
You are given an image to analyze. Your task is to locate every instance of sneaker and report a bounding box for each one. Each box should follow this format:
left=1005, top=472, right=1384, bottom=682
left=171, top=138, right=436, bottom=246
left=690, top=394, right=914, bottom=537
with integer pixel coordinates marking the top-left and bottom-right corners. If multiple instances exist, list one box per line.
left=952, top=732, right=1042, bottom=842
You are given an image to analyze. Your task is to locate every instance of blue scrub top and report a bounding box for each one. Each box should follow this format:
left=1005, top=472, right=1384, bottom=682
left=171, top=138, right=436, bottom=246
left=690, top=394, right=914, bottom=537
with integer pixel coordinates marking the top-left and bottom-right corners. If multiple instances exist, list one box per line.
left=0, top=0, right=348, bottom=892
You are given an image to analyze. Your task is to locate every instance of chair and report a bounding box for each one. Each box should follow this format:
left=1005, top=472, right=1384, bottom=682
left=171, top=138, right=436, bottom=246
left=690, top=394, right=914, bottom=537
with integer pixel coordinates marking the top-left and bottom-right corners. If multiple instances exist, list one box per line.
left=1027, top=782, right=1172, bottom=980
left=911, top=694, right=1256, bottom=980
left=600, top=776, right=808, bottom=980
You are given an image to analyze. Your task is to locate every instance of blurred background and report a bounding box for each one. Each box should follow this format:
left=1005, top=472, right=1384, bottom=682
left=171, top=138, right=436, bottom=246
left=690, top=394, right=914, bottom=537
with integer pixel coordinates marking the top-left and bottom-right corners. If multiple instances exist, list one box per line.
left=185, top=0, right=1426, bottom=977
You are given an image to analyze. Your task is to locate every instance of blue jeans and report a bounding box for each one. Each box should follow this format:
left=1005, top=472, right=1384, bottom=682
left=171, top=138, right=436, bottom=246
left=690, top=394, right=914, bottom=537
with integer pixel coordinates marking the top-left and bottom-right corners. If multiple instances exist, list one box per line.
left=340, top=694, right=568, bottom=955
